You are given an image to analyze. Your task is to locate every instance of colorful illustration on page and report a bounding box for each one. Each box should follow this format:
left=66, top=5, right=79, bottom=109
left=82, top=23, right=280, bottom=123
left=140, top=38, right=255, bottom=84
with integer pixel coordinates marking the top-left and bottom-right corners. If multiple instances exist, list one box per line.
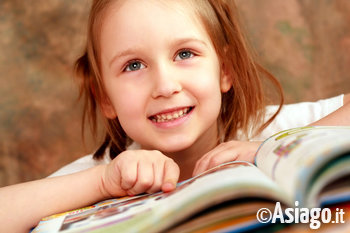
left=271, top=133, right=306, bottom=180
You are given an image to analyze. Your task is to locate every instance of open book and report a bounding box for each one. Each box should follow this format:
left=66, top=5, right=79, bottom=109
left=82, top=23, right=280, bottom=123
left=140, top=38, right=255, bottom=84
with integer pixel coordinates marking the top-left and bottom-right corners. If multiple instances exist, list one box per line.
left=32, top=126, right=350, bottom=233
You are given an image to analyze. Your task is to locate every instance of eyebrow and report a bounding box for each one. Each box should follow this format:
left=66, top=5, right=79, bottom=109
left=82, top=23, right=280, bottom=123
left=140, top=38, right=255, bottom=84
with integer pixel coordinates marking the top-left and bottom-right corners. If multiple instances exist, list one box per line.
left=108, top=38, right=209, bottom=68
left=171, top=37, right=208, bottom=48
left=109, top=48, right=142, bottom=68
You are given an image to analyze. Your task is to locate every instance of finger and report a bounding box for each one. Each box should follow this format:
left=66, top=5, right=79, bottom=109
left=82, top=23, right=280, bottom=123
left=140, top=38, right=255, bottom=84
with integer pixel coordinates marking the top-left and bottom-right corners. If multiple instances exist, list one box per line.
left=120, top=159, right=138, bottom=191
left=236, top=149, right=257, bottom=163
left=161, top=160, right=180, bottom=193
left=193, top=151, right=214, bottom=176
left=193, top=156, right=210, bottom=177
left=193, top=143, right=229, bottom=175
left=146, top=161, right=164, bottom=194
left=127, top=161, right=154, bottom=196
left=207, top=150, right=238, bottom=169
left=193, top=150, right=239, bottom=176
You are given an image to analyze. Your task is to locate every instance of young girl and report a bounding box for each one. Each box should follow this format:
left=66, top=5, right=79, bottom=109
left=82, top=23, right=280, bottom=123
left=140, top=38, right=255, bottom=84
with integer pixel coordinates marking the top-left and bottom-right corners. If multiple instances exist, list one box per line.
left=0, top=0, right=349, bottom=232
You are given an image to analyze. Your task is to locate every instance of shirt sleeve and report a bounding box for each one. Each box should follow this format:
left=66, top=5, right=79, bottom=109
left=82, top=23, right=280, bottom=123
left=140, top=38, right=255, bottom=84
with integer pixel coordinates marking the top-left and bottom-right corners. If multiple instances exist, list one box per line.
left=47, top=143, right=139, bottom=177
left=48, top=154, right=110, bottom=177
left=251, top=94, right=344, bottom=141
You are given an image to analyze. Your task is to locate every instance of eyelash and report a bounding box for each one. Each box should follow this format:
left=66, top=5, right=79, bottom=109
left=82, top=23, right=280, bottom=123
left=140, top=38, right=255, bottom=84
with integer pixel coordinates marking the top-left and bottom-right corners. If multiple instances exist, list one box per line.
left=122, top=49, right=196, bottom=72
left=174, top=49, right=195, bottom=61
left=123, top=60, right=145, bottom=72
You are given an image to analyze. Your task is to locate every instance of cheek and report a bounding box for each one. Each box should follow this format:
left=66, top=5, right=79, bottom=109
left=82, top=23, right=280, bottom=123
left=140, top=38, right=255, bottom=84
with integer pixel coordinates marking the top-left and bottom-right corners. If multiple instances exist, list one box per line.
left=187, top=69, right=222, bottom=118
left=114, top=97, right=145, bottom=139
left=114, top=91, right=146, bottom=118
left=189, top=63, right=222, bottom=101
left=114, top=92, right=151, bottom=144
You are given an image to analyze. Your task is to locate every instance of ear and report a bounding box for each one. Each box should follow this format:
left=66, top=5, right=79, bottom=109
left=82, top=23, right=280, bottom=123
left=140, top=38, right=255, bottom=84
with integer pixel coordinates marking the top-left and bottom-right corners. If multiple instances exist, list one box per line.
left=101, top=97, right=117, bottom=119
left=220, top=65, right=232, bottom=93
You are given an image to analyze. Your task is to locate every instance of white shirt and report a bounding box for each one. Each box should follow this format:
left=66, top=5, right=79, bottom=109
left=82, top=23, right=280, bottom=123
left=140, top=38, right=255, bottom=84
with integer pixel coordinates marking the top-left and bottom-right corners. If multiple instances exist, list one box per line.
left=49, top=94, right=344, bottom=177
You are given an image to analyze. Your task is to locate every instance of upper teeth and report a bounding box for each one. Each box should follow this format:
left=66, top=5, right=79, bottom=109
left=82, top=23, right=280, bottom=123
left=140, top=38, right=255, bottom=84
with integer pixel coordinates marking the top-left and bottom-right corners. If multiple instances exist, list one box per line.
left=151, top=107, right=190, bottom=122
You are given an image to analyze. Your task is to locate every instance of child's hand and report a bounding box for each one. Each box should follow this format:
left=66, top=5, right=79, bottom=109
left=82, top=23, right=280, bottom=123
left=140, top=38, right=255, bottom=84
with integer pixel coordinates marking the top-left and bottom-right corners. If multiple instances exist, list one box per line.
left=192, top=141, right=261, bottom=176
left=101, top=150, right=180, bottom=197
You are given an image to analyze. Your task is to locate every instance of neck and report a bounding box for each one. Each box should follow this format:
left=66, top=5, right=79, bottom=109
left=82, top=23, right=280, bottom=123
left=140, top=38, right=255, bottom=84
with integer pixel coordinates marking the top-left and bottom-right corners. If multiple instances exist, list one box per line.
left=165, top=124, right=219, bottom=181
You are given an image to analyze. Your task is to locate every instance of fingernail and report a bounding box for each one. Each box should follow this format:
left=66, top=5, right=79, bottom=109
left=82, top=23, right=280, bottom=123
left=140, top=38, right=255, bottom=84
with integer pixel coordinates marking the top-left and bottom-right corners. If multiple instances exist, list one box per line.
left=162, top=182, right=175, bottom=192
left=127, top=191, right=135, bottom=197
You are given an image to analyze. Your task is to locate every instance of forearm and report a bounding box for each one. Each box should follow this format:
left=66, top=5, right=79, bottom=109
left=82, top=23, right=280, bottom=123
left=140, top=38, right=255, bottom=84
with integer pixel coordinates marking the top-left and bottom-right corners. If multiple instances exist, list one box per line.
left=0, top=165, right=109, bottom=233
left=309, top=93, right=350, bottom=126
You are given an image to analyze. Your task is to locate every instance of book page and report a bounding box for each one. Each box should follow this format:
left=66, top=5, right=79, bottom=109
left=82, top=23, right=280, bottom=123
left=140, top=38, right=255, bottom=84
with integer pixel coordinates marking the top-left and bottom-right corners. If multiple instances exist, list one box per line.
left=255, top=126, right=350, bottom=206
left=167, top=201, right=277, bottom=233
left=32, top=162, right=287, bottom=233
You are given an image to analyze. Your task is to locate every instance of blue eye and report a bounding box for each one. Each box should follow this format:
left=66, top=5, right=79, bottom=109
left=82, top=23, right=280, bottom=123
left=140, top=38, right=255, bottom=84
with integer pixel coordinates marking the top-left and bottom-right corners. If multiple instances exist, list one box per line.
left=124, top=61, right=145, bottom=72
left=175, top=50, right=194, bottom=61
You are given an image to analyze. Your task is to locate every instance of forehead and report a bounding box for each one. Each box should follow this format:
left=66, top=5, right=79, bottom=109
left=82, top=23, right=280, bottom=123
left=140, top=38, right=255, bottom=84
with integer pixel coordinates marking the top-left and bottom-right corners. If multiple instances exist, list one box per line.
left=99, top=0, right=211, bottom=51
left=103, top=0, right=199, bottom=26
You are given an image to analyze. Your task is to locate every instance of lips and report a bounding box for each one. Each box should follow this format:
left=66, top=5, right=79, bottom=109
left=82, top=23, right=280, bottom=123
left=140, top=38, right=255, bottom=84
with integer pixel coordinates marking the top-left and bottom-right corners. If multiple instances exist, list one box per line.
left=149, top=107, right=193, bottom=123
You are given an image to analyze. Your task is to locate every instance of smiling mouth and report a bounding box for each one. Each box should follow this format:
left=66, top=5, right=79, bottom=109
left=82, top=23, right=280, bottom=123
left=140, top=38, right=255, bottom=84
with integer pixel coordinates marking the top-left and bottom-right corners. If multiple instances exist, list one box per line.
left=149, top=107, right=194, bottom=123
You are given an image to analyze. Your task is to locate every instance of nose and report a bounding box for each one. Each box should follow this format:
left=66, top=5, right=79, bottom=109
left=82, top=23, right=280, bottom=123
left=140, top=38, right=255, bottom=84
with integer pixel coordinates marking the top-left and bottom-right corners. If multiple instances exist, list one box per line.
left=151, top=63, right=182, bottom=99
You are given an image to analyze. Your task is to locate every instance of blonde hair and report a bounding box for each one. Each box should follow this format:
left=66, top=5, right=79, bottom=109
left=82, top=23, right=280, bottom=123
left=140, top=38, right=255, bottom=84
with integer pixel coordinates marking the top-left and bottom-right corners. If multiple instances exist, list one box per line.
left=75, top=0, right=283, bottom=159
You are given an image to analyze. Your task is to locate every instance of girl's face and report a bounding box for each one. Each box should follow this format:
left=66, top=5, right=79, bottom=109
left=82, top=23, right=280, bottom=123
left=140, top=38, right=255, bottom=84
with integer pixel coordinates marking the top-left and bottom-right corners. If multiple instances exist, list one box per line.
left=100, top=0, right=231, bottom=153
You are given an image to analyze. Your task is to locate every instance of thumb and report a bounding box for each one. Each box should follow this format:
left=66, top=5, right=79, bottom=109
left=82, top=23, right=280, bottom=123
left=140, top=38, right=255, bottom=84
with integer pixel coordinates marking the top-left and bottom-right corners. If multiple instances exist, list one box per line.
left=161, top=160, right=180, bottom=193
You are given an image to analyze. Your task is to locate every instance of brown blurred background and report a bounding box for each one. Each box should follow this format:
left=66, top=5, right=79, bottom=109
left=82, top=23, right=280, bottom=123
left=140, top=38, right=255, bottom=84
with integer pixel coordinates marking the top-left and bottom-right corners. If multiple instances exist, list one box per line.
left=1, top=0, right=350, bottom=187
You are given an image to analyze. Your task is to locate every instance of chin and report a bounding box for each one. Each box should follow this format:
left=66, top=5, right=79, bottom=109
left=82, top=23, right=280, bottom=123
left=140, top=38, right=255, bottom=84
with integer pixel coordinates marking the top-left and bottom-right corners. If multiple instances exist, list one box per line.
left=154, top=139, right=195, bottom=153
